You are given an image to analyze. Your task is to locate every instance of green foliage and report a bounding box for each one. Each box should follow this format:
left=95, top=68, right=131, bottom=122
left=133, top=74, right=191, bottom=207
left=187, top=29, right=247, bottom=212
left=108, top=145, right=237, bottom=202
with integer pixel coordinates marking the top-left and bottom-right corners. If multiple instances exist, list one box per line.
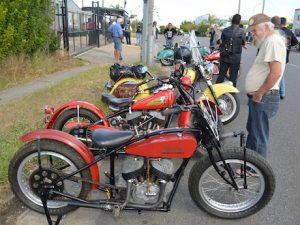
left=180, top=20, right=197, bottom=32
left=159, top=25, right=166, bottom=33
left=196, top=23, right=210, bottom=37
left=0, top=0, right=55, bottom=60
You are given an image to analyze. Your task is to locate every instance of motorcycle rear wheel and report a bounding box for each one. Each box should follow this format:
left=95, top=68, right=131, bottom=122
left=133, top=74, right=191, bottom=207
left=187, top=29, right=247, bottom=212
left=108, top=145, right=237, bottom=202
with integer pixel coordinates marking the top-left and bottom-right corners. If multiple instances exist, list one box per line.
left=8, top=140, right=92, bottom=215
left=53, top=108, right=101, bottom=136
left=188, top=147, right=275, bottom=219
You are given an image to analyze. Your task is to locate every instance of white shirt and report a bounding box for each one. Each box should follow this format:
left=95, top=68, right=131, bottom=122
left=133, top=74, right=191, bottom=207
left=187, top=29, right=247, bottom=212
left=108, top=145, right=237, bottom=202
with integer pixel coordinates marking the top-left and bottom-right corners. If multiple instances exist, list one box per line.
left=245, top=33, right=286, bottom=93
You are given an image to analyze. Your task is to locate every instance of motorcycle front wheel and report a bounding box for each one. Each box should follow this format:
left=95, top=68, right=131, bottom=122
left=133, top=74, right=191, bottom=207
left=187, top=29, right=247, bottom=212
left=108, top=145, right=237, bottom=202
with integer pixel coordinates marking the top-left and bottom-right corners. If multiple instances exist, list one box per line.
left=217, top=92, right=240, bottom=124
left=8, top=140, right=92, bottom=215
left=188, top=147, right=275, bottom=219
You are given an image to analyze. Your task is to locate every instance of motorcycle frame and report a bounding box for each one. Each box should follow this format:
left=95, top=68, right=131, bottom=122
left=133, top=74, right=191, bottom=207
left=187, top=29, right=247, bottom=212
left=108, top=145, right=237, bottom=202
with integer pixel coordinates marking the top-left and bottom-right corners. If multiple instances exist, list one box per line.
left=36, top=125, right=247, bottom=225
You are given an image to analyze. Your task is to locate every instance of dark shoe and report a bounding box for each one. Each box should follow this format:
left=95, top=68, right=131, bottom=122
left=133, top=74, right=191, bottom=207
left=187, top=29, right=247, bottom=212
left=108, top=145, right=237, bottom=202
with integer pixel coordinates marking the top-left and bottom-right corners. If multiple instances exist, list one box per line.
left=280, top=96, right=285, bottom=100
left=119, top=56, right=123, bottom=61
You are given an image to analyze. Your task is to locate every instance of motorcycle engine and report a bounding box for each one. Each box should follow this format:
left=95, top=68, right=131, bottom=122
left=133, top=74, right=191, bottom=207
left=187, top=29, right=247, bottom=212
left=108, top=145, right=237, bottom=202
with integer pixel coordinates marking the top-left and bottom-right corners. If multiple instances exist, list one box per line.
left=115, top=156, right=174, bottom=205
left=126, top=111, right=165, bottom=134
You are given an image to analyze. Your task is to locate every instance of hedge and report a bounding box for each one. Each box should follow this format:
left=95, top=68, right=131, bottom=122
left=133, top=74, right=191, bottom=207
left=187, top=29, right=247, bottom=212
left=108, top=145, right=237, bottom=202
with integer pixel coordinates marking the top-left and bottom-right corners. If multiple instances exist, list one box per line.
left=0, top=0, right=55, bottom=60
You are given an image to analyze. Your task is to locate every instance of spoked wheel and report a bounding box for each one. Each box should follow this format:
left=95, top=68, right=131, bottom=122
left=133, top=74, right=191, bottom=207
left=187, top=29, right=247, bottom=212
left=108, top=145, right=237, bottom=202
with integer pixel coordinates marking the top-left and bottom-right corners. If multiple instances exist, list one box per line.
left=189, top=147, right=275, bottom=219
left=53, top=108, right=101, bottom=138
left=217, top=93, right=240, bottom=124
left=8, top=140, right=92, bottom=214
left=160, top=59, right=173, bottom=66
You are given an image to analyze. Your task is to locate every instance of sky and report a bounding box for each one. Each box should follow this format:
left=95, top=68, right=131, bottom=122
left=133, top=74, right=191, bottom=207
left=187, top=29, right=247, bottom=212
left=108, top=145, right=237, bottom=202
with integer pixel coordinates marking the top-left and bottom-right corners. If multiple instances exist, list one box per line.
left=74, top=0, right=299, bottom=27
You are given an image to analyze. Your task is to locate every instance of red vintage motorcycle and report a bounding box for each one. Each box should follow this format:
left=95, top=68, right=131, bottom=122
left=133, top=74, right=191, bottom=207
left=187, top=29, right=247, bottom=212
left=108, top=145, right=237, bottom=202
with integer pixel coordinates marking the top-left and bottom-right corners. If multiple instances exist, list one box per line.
left=8, top=78, right=275, bottom=225
left=43, top=67, right=223, bottom=151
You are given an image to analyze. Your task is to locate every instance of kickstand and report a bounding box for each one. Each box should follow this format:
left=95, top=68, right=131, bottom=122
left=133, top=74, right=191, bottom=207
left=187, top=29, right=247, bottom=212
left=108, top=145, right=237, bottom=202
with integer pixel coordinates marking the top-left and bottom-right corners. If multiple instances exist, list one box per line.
left=40, top=189, right=63, bottom=225
left=37, top=138, right=63, bottom=225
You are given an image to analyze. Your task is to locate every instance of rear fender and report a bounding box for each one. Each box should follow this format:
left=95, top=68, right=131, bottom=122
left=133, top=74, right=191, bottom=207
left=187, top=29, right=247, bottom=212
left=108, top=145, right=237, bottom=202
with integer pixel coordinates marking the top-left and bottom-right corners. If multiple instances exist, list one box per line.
left=21, top=129, right=100, bottom=189
left=109, top=78, right=150, bottom=102
left=45, top=101, right=108, bottom=129
left=201, top=84, right=239, bottom=103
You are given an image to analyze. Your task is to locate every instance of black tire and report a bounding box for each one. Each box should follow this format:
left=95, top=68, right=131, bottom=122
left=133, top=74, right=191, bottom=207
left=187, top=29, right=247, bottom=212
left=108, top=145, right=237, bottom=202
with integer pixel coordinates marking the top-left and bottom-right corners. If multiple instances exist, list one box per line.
left=188, top=147, right=275, bottom=219
left=53, top=108, right=101, bottom=133
left=160, top=59, right=173, bottom=66
left=218, top=92, right=240, bottom=125
left=8, top=140, right=92, bottom=215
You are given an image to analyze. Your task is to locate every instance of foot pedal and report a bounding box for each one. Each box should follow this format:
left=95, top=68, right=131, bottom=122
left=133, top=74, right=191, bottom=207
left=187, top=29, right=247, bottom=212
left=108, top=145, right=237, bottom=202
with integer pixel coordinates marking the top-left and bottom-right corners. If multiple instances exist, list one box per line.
left=113, top=205, right=121, bottom=217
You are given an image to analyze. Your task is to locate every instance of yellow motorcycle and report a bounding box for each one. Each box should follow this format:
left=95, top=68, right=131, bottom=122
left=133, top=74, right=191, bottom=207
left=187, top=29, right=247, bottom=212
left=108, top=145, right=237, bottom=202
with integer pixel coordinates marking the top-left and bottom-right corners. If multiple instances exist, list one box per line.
left=106, top=61, right=239, bottom=125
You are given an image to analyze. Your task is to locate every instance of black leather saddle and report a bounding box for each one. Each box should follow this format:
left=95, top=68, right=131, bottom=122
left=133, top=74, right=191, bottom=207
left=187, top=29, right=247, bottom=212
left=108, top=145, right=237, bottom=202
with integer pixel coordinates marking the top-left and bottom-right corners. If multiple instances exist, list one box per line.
left=101, top=94, right=133, bottom=108
left=91, top=129, right=135, bottom=148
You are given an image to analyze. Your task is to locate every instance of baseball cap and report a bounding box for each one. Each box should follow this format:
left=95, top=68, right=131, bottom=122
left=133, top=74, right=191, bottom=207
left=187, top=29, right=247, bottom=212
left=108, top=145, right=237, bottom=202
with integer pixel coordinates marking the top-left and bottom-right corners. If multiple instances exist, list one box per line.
left=246, top=13, right=270, bottom=32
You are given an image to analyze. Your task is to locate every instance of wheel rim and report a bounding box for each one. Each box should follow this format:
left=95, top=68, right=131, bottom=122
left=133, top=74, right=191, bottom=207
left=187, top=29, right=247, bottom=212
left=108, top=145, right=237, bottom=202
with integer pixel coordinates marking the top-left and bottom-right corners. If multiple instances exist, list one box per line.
left=218, top=93, right=237, bottom=123
left=199, top=159, right=265, bottom=213
left=161, top=59, right=172, bottom=66
left=17, top=151, right=83, bottom=209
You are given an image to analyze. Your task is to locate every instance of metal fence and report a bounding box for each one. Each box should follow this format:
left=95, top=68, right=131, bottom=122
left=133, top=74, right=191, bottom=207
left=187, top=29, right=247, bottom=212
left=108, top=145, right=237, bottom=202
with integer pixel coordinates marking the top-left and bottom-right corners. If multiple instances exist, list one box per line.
left=53, top=0, right=127, bottom=55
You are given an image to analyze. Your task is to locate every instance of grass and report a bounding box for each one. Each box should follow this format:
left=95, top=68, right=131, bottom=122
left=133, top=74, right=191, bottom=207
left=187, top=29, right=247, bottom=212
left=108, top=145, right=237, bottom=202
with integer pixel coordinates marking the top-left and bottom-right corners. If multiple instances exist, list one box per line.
left=0, top=51, right=86, bottom=91
left=0, top=63, right=163, bottom=187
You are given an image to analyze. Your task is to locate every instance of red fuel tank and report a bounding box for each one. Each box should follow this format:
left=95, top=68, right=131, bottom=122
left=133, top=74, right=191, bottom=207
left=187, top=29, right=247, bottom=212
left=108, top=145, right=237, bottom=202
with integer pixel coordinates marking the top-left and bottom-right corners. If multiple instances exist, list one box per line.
left=125, top=132, right=197, bottom=158
left=131, top=89, right=175, bottom=110
left=206, top=51, right=220, bottom=61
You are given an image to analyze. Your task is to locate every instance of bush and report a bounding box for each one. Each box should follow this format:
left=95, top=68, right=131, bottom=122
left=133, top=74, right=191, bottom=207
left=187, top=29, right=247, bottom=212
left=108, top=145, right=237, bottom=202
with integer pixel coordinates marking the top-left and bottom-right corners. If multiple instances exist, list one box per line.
left=0, top=0, right=54, bottom=60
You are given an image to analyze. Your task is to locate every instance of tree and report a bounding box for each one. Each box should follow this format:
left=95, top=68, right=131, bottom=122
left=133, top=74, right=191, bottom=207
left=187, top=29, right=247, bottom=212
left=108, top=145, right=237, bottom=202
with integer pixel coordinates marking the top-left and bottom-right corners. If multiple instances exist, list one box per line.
left=207, top=14, right=218, bottom=27
left=180, top=20, right=197, bottom=32
left=109, top=4, right=123, bottom=9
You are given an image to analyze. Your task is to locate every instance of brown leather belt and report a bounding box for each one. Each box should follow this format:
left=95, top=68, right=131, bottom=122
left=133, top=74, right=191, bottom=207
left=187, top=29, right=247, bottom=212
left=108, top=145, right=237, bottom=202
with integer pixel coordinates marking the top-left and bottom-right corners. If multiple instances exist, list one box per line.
left=247, top=89, right=279, bottom=98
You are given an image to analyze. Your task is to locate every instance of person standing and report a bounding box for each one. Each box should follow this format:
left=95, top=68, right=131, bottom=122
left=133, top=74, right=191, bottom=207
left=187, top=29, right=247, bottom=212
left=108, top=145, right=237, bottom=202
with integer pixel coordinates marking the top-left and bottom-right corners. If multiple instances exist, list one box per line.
left=163, top=23, right=177, bottom=48
left=108, top=17, right=124, bottom=63
left=136, top=23, right=142, bottom=46
left=124, top=21, right=131, bottom=45
left=209, top=26, right=216, bottom=51
left=210, top=25, right=221, bottom=52
left=279, top=17, right=299, bottom=99
left=152, top=21, right=158, bottom=55
left=245, top=14, right=286, bottom=158
left=216, top=14, right=246, bottom=87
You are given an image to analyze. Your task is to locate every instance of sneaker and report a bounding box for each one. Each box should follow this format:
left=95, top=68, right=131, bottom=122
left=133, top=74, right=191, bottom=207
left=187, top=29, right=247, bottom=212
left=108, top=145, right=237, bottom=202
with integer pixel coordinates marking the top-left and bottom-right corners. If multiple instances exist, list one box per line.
left=280, top=96, right=285, bottom=100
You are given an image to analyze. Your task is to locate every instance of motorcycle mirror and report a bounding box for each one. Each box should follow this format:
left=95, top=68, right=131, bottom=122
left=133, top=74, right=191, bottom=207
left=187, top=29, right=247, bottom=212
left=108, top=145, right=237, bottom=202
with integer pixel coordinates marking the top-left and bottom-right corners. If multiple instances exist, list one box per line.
left=140, top=66, right=148, bottom=74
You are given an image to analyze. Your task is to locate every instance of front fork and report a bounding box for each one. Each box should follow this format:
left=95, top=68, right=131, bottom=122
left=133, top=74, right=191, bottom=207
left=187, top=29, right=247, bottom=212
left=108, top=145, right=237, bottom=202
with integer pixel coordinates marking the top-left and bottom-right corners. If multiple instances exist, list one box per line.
left=207, top=131, right=248, bottom=190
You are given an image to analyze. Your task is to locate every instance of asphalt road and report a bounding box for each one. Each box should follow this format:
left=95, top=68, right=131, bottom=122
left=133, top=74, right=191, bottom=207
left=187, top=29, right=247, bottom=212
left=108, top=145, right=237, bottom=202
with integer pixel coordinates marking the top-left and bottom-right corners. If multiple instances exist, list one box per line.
left=13, top=36, right=300, bottom=225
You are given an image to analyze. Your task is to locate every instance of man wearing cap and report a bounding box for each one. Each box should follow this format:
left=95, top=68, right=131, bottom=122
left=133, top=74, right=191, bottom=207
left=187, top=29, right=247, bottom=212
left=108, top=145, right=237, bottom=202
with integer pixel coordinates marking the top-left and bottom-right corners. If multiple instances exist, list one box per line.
left=245, top=13, right=286, bottom=158
left=108, top=17, right=124, bottom=63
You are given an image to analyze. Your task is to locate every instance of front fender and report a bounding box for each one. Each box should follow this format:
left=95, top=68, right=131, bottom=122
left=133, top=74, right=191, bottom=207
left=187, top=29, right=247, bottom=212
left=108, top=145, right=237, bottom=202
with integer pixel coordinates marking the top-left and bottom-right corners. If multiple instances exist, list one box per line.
left=109, top=78, right=150, bottom=102
left=45, top=101, right=108, bottom=129
left=157, top=48, right=174, bottom=59
left=21, top=129, right=100, bottom=189
left=202, top=83, right=239, bottom=103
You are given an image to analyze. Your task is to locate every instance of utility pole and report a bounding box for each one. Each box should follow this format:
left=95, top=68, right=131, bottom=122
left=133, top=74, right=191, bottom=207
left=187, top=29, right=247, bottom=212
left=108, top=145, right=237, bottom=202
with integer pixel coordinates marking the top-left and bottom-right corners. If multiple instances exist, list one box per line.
left=238, top=0, right=241, bottom=14
left=141, top=0, right=154, bottom=65
left=146, top=0, right=154, bottom=65
left=141, top=0, right=148, bottom=64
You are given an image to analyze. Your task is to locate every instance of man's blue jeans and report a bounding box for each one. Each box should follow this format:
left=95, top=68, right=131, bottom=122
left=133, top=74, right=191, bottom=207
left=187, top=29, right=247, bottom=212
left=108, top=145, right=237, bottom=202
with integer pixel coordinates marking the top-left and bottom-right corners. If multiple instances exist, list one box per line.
left=246, top=93, right=280, bottom=158
left=166, top=39, right=173, bottom=48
